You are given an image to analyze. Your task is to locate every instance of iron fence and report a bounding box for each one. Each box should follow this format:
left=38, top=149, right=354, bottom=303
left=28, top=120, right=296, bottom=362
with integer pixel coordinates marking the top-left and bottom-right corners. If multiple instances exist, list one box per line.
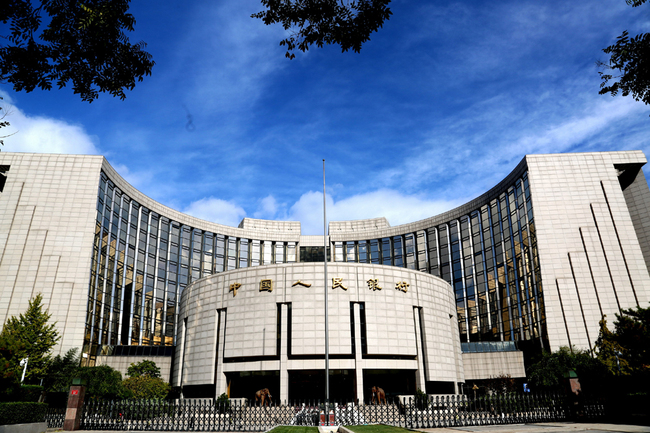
left=45, top=406, right=66, bottom=429
left=41, top=392, right=608, bottom=431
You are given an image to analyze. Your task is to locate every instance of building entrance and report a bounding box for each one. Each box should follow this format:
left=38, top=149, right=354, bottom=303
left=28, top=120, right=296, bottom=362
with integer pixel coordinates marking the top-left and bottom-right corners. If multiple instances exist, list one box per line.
left=225, top=371, right=280, bottom=403
left=289, top=369, right=355, bottom=402
left=362, top=369, right=416, bottom=403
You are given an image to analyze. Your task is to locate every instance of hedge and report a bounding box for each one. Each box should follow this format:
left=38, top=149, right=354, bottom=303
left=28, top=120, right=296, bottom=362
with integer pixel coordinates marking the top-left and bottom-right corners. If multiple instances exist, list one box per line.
left=0, top=402, right=48, bottom=425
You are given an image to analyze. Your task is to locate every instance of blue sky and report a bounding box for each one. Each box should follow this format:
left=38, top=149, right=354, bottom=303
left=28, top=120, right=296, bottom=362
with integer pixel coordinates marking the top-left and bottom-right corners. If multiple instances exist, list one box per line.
left=2, top=0, right=650, bottom=234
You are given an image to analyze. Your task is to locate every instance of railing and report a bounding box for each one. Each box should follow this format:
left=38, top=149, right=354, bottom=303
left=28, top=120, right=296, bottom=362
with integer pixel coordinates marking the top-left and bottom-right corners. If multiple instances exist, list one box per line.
left=45, top=406, right=66, bottom=429
left=44, top=393, right=608, bottom=431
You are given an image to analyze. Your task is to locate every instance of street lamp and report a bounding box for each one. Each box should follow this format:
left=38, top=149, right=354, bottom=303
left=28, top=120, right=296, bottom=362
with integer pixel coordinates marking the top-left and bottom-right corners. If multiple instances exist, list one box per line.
left=20, top=358, right=29, bottom=383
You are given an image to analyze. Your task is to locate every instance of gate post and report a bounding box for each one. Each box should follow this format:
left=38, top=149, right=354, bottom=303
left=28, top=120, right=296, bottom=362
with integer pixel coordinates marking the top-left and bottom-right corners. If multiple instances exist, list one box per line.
left=63, top=378, right=86, bottom=431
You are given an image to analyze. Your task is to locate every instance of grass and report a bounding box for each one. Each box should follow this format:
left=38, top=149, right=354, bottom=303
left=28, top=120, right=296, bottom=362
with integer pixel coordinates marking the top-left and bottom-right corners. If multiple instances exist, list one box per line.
left=266, top=425, right=415, bottom=433
left=267, top=427, right=319, bottom=433
left=343, top=425, right=415, bottom=433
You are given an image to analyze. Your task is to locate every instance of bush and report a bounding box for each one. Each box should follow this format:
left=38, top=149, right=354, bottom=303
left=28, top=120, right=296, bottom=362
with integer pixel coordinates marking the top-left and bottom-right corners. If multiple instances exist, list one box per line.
left=127, top=360, right=161, bottom=378
left=414, top=388, right=428, bottom=410
left=2, top=385, right=43, bottom=403
left=74, top=366, right=131, bottom=400
left=123, top=376, right=170, bottom=399
left=17, top=385, right=43, bottom=402
left=0, top=402, right=47, bottom=425
left=216, top=393, right=231, bottom=414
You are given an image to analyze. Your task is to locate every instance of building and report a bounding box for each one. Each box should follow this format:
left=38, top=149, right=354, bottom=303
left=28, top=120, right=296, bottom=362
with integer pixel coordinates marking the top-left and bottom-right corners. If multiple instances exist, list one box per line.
left=0, top=151, right=648, bottom=401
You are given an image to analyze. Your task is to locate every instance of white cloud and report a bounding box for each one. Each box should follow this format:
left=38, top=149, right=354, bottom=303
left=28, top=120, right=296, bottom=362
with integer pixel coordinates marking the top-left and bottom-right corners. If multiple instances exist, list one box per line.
left=0, top=94, right=99, bottom=154
left=377, top=88, right=650, bottom=203
left=170, top=0, right=286, bottom=117
left=110, top=163, right=156, bottom=193
left=179, top=189, right=459, bottom=235
left=253, top=195, right=279, bottom=219
left=182, top=197, right=247, bottom=227
left=288, top=189, right=461, bottom=235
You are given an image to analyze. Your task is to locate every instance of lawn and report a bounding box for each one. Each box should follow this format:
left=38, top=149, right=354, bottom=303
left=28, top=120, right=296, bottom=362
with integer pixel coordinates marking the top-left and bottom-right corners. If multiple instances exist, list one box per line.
left=343, top=425, right=415, bottom=433
left=266, top=425, right=414, bottom=433
left=267, top=427, right=320, bottom=433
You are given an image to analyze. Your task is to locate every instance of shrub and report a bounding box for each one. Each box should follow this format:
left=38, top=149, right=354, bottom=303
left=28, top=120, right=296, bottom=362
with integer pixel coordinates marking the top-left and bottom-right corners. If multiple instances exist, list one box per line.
left=16, top=385, right=43, bottom=402
left=216, top=392, right=231, bottom=414
left=0, top=402, right=47, bottom=425
left=414, top=388, right=428, bottom=410
left=2, top=385, right=43, bottom=403
left=123, top=376, right=170, bottom=399
left=126, top=360, right=161, bottom=378
left=74, top=366, right=131, bottom=400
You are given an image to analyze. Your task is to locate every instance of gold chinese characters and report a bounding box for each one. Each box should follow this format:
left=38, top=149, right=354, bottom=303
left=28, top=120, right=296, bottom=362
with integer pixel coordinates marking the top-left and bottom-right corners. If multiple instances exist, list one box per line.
left=226, top=278, right=409, bottom=295
left=332, top=277, right=348, bottom=290
left=260, top=279, right=273, bottom=292
left=229, top=283, right=241, bottom=297
left=395, top=281, right=409, bottom=293
left=367, top=278, right=381, bottom=291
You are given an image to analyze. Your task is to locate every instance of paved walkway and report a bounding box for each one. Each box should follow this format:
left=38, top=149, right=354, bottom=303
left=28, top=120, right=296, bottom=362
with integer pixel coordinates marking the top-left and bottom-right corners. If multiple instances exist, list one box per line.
left=414, top=423, right=650, bottom=433
left=48, top=423, right=650, bottom=433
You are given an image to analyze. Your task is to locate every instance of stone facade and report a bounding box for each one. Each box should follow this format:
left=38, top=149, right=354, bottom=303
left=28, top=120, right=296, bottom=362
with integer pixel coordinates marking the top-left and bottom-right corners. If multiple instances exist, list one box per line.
left=0, top=150, right=649, bottom=400
left=174, top=263, right=462, bottom=401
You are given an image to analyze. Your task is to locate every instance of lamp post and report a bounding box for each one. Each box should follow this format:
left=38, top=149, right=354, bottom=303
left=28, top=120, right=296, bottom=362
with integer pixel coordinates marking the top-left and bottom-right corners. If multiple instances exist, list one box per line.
left=20, top=357, right=28, bottom=383
left=323, top=160, right=329, bottom=403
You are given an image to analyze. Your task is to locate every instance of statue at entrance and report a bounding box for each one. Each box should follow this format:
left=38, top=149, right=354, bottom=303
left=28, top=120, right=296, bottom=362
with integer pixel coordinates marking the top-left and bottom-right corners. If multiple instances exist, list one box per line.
left=255, top=388, right=272, bottom=406
left=371, top=386, right=386, bottom=405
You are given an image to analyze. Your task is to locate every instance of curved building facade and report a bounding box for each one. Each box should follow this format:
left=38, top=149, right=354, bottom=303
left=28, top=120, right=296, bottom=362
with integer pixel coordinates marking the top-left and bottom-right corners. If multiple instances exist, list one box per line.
left=0, top=150, right=649, bottom=399
left=175, top=263, right=461, bottom=401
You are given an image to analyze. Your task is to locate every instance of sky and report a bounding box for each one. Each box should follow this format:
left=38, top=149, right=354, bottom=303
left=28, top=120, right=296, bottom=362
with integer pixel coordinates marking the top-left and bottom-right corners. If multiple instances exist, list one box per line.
left=2, top=0, right=650, bottom=235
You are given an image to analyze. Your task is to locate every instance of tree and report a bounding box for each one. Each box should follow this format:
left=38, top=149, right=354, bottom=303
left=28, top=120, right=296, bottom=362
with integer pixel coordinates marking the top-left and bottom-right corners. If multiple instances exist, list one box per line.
left=43, top=348, right=80, bottom=392
left=123, top=360, right=169, bottom=399
left=0, top=0, right=154, bottom=102
left=0, top=96, right=16, bottom=147
left=126, top=360, right=161, bottom=378
left=526, top=346, right=609, bottom=393
left=595, top=306, right=650, bottom=377
left=74, top=365, right=131, bottom=400
left=252, top=0, right=392, bottom=59
left=123, top=375, right=170, bottom=399
left=0, top=345, right=19, bottom=401
left=485, top=373, right=517, bottom=395
left=0, top=294, right=60, bottom=383
left=594, top=316, right=630, bottom=375
left=598, top=0, right=650, bottom=106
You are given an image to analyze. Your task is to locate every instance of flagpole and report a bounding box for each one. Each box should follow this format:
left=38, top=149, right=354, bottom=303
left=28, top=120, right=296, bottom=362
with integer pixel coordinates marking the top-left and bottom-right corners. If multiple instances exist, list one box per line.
left=323, top=159, right=329, bottom=404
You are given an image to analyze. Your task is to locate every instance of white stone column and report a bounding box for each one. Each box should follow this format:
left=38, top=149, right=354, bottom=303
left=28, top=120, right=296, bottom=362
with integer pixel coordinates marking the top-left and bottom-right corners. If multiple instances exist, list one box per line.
left=280, top=303, right=289, bottom=402
left=215, top=309, right=228, bottom=397
left=353, top=303, right=364, bottom=402
left=413, top=307, right=427, bottom=392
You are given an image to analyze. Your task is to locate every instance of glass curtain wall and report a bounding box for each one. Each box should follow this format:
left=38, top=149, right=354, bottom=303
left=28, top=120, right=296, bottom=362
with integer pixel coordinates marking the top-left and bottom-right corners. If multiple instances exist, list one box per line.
left=84, top=172, right=297, bottom=365
left=332, top=173, right=545, bottom=345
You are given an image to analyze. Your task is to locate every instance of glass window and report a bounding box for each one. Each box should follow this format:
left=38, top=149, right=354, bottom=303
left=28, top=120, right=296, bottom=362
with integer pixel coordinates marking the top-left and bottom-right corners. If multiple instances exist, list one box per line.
left=334, top=242, right=344, bottom=262
left=286, top=242, right=296, bottom=262
left=370, top=239, right=380, bottom=263
left=382, top=238, right=391, bottom=265
left=262, top=242, right=272, bottom=265
left=275, top=243, right=285, bottom=263
left=346, top=242, right=356, bottom=262
left=251, top=240, right=261, bottom=266
left=239, top=239, right=249, bottom=268
left=358, top=242, right=368, bottom=263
